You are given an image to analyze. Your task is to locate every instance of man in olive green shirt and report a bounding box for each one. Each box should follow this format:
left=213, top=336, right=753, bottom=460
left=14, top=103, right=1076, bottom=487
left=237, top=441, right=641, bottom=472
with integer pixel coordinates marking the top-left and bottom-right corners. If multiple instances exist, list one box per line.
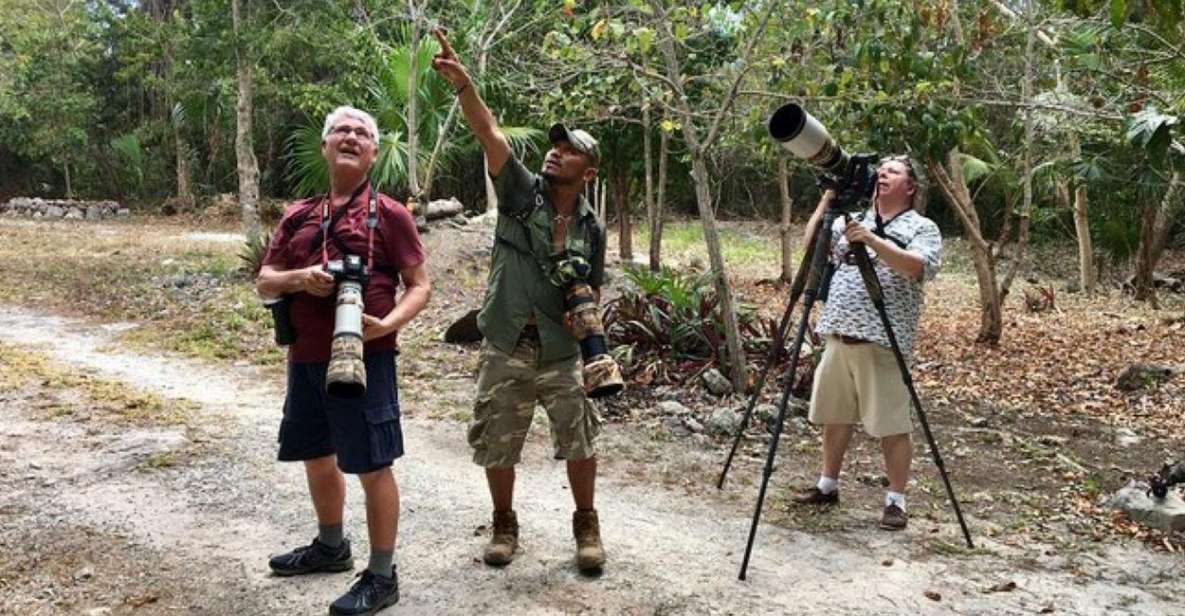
left=432, top=29, right=607, bottom=574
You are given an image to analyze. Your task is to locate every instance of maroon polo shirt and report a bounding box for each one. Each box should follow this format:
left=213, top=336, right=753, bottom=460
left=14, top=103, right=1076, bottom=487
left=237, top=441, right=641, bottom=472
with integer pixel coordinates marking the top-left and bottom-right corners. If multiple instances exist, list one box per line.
left=262, top=186, right=425, bottom=363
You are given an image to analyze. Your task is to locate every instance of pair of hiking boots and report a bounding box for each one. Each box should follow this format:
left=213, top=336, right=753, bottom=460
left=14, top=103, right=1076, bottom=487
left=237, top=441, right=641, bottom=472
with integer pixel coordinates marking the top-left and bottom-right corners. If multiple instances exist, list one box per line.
left=268, top=539, right=398, bottom=616
left=483, top=508, right=606, bottom=572
left=792, top=486, right=908, bottom=531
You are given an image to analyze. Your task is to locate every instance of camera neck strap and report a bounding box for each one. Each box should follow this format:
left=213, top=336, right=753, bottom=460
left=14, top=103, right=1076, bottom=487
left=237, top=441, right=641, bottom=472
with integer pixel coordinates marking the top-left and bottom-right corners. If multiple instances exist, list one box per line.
left=318, top=182, right=379, bottom=271
left=872, top=206, right=912, bottom=250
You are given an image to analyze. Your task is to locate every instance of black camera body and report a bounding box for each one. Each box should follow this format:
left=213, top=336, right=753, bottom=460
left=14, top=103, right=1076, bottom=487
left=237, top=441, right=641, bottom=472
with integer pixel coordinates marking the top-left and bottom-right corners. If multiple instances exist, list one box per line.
left=325, top=254, right=369, bottom=287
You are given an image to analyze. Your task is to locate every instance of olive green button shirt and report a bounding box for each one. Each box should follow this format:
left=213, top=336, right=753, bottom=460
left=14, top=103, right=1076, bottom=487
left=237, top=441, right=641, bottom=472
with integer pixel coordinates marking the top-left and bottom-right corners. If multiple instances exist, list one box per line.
left=477, top=156, right=605, bottom=363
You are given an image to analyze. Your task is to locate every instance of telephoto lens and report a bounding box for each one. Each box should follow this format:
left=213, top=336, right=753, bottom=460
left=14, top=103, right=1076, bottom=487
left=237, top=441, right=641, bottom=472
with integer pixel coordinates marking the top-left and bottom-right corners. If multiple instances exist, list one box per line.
left=325, top=256, right=368, bottom=399
left=564, top=282, right=625, bottom=399
left=767, top=103, right=849, bottom=174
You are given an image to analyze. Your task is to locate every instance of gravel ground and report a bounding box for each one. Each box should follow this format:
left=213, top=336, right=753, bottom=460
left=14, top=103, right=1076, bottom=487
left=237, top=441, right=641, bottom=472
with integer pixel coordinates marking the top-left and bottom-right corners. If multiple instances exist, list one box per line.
left=1, top=305, right=1182, bottom=615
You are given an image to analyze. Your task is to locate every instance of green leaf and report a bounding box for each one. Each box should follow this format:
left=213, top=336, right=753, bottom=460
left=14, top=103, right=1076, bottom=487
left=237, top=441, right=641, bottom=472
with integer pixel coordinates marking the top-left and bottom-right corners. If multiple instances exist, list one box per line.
left=959, top=153, right=993, bottom=183
left=633, top=27, right=654, bottom=54
left=1125, top=107, right=1179, bottom=163
left=1109, top=0, right=1127, bottom=27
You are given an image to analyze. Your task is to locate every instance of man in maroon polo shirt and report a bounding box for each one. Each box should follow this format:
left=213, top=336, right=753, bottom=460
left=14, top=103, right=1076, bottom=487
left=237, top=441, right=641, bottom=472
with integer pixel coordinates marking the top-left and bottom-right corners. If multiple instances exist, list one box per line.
left=256, top=105, right=429, bottom=616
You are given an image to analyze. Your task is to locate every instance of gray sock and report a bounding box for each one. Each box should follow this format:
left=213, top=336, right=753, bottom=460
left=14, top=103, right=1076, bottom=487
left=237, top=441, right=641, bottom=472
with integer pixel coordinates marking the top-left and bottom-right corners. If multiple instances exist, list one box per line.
left=367, top=550, right=394, bottom=578
left=318, top=523, right=344, bottom=549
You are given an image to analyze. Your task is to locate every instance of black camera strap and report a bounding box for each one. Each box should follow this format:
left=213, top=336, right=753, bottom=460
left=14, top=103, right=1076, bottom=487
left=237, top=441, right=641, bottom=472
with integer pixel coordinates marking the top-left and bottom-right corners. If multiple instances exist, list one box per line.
left=871, top=207, right=912, bottom=251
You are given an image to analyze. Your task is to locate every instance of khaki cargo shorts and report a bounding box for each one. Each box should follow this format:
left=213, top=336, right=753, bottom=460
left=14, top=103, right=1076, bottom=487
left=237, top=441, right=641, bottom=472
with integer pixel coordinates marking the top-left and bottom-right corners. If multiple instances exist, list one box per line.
left=468, top=334, right=602, bottom=468
left=808, top=336, right=912, bottom=438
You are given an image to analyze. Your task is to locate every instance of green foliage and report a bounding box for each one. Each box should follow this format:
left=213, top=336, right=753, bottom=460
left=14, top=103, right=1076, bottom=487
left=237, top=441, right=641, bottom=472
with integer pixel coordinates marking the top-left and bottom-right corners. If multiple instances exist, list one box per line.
left=110, top=133, right=146, bottom=195
left=1125, top=107, right=1180, bottom=166
left=239, top=231, right=272, bottom=277
left=604, top=266, right=754, bottom=372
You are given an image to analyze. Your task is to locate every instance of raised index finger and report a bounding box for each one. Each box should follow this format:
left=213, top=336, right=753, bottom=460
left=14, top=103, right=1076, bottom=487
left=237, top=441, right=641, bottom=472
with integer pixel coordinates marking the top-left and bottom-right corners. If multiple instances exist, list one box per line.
left=433, top=28, right=455, bottom=58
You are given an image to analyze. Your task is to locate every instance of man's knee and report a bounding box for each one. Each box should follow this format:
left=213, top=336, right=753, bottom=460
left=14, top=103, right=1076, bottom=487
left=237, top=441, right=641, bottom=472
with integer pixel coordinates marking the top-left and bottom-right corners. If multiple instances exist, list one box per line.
left=304, top=454, right=339, bottom=475
left=357, top=465, right=394, bottom=488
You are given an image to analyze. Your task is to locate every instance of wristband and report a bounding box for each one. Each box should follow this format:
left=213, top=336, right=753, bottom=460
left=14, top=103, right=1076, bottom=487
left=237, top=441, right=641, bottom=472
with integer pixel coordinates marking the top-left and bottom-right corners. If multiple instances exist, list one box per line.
left=455, top=81, right=471, bottom=96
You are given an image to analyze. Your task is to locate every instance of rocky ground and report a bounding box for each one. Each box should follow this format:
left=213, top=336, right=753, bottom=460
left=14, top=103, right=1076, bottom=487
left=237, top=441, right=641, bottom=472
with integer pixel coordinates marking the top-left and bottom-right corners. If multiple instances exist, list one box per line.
left=0, top=215, right=1182, bottom=615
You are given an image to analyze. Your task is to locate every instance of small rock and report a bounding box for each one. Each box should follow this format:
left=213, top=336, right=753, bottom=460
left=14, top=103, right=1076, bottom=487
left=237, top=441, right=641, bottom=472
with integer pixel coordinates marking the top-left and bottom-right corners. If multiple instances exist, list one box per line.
left=74, top=566, right=94, bottom=581
left=706, top=408, right=741, bottom=437
left=684, top=418, right=704, bottom=433
left=881, top=558, right=893, bottom=566
left=701, top=369, right=733, bottom=396
left=754, top=404, right=778, bottom=425
left=85, top=206, right=102, bottom=220
left=656, top=400, right=690, bottom=416
left=924, top=590, right=942, bottom=602
left=983, top=580, right=1017, bottom=593
left=1102, top=480, right=1185, bottom=532
left=787, top=396, right=809, bottom=418
left=116, top=208, right=131, bottom=217
left=1114, top=427, right=1142, bottom=447
left=968, top=415, right=990, bottom=428
left=86, top=608, right=113, bottom=616
left=1115, top=363, right=1176, bottom=392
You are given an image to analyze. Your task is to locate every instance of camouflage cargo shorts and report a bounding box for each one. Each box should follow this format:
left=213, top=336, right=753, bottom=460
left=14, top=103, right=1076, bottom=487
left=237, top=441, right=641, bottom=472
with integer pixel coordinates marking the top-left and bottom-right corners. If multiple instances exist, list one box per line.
left=468, top=335, right=602, bottom=468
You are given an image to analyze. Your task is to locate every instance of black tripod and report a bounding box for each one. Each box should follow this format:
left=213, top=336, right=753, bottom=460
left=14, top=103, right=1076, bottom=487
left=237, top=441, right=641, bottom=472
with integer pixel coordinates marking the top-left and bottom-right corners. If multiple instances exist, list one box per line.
left=718, top=185, right=973, bottom=581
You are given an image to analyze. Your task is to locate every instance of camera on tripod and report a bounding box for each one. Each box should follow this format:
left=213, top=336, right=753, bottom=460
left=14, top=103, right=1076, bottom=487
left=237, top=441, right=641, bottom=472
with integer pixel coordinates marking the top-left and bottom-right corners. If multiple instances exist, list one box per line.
left=767, top=103, right=877, bottom=208
left=550, top=254, right=625, bottom=399
left=325, top=254, right=369, bottom=399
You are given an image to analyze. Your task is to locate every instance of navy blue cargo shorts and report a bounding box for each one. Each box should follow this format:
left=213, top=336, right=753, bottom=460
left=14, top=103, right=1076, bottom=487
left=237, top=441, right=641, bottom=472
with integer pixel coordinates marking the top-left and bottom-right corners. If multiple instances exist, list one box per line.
left=277, top=350, right=404, bottom=474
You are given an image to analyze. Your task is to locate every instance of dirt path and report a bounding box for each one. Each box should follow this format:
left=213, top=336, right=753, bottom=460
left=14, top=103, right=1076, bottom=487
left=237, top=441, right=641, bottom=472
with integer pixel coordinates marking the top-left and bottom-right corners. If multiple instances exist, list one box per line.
left=0, top=305, right=1181, bottom=615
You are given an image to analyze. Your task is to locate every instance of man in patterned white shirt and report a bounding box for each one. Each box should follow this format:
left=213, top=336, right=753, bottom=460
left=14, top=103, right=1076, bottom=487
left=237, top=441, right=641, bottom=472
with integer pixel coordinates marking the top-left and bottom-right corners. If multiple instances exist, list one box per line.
left=791, top=155, right=942, bottom=531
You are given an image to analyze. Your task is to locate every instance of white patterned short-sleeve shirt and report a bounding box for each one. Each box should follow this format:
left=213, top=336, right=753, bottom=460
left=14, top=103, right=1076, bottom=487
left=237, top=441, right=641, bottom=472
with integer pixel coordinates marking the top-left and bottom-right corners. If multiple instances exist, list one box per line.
left=815, top=207, right=942, bottom=361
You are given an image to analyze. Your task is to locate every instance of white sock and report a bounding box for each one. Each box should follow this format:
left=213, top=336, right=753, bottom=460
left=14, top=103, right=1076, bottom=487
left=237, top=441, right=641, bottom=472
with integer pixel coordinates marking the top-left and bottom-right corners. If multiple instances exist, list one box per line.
left=885, top=491, right=906, bottom=511
left=817, top=476, right=839, bottom=494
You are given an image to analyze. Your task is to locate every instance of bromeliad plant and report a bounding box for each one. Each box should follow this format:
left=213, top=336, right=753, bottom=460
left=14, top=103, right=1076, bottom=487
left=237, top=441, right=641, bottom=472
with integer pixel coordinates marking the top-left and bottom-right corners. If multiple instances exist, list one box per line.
left=603, top=265, right=821, bottom=392
left=604, top=266, right=755, bottom=383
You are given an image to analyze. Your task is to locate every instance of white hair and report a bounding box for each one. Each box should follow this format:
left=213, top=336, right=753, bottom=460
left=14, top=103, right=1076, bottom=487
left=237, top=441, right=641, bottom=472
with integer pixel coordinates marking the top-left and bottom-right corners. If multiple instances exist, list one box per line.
left=321, top=106, right=380, bottom=144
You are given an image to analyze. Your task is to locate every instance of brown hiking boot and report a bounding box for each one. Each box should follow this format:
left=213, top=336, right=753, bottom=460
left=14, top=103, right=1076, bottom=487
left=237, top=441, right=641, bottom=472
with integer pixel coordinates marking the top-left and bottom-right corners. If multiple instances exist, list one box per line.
left=482, top=509, right=519, bottom=566
left=572, top=509, right=606, bottom=573
left=880, top=504, right=908, bottom=530
left=791, top=486, right=839, bottom=506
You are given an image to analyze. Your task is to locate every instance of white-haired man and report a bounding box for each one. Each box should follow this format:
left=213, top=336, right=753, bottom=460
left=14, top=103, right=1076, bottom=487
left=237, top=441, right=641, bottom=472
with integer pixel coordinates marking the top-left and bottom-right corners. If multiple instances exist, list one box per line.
left=793, top=155, right=941, bottom=531
left=256, top=105, right=429, bottom=615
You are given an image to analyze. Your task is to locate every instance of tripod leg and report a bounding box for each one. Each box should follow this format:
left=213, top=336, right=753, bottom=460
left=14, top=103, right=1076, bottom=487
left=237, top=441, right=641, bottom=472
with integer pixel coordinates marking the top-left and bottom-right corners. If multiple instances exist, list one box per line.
left=848, top=245, right=974, bottom=548
left=718, top=226, right=820, bottom=489
left=738, top=289, right=820, bottom=580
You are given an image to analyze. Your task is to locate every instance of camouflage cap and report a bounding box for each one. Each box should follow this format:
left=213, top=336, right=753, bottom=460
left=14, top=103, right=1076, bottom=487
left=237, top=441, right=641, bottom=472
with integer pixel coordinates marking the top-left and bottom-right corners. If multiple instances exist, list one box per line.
left=549, top=123, right=600, bottom=167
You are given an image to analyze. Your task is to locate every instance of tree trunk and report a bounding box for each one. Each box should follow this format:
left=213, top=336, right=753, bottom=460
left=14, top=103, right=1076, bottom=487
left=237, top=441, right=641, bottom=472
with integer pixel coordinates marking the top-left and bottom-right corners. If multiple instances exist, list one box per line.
left=232, top=0, right=261, bottom=241
left=650, top=125, right=670, bottom=272
left=690, top=153, right=746, bottom=388
left=778, top=157, right=794, bottom=282
left=63, top=161, right=73, bottom=199
left=615, top=169, right=632, bottom=261
left=649, top=0, right=770, bottom=389
left=406, top=0, right=423, bottom=221
left=1133, top=172, right=1184, bottom=306
left=998, top=0, right=1037, bottom=303
left=175, top=121, right=192, bottom=201
left=642, top=103, right=655, bottom=268
left=929, top=150, right=1002, bottom=343
left=1059, top=179, right=1097, bottom=294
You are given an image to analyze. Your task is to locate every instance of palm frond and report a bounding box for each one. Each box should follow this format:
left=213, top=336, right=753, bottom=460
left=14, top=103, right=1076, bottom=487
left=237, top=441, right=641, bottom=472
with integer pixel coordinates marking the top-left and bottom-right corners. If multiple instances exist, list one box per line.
left=285, top=123, right=330, bottom=197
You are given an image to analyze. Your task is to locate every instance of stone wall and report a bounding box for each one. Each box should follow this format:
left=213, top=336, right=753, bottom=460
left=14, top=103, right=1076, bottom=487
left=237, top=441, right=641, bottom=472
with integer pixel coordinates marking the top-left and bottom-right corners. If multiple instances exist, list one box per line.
left=1, top=197, right=129, bottom=220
